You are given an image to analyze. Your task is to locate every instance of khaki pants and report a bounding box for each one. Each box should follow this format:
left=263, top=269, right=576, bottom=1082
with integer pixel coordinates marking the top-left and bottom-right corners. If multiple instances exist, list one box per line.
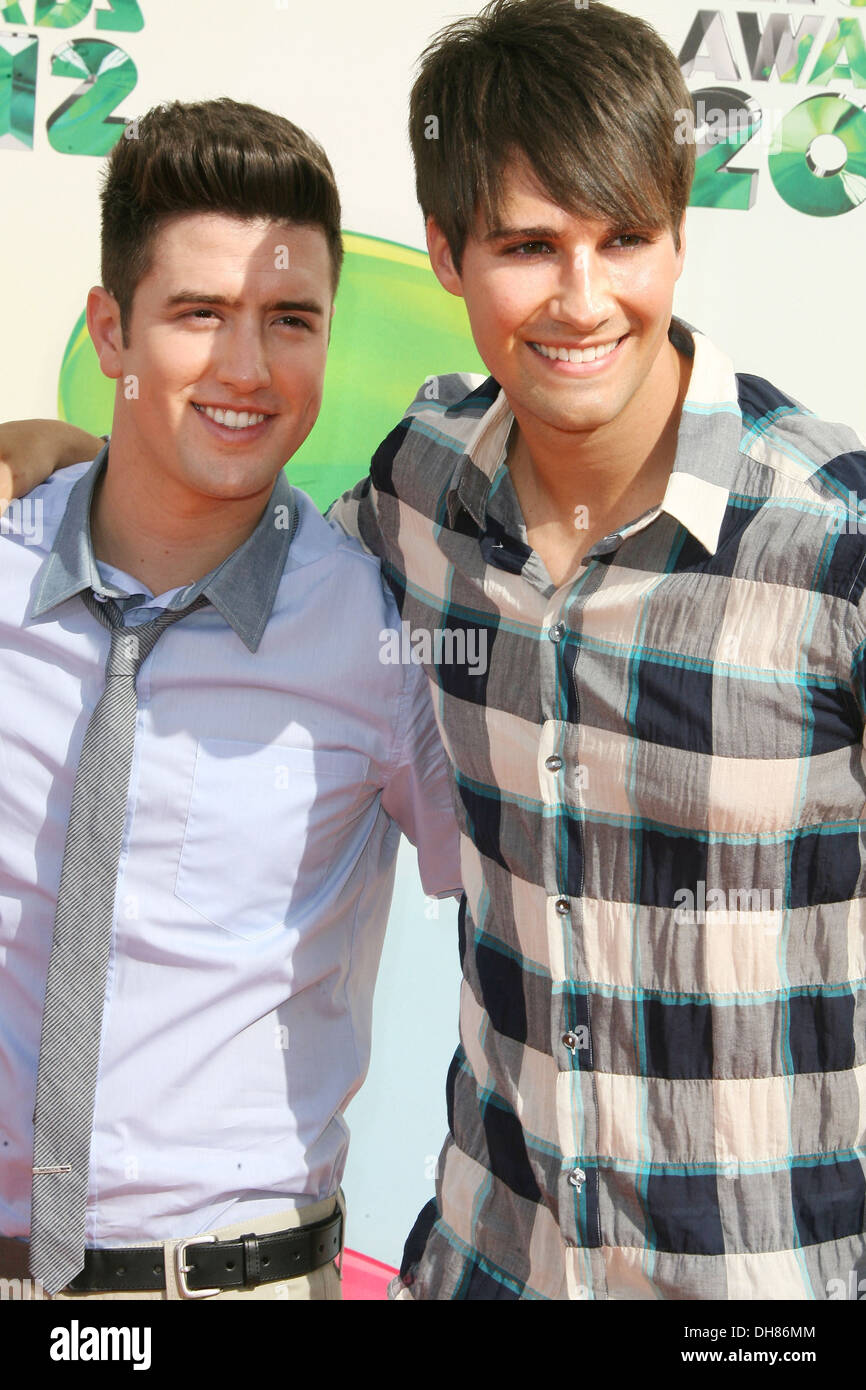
left=2, top=1191, right=344, bottom=1302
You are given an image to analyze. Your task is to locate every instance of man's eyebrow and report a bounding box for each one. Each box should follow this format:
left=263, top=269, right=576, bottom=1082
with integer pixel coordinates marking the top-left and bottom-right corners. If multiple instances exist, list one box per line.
left=165, top=292, right=324, bottom=315
left=482, top=224, right=562, bottom=244
left=482, top=221, right=661, bottom=245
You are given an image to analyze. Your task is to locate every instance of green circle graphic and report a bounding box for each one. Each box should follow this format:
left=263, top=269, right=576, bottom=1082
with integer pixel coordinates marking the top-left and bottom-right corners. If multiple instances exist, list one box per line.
left=769, top=93, right=866, bottom=218
left=58, top=231, right=485, bottom=512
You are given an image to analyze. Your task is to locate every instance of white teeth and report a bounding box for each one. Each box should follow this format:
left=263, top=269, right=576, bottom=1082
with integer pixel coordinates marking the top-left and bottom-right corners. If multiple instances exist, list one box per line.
left=531, top=339, right=620, bottom=364
left=198, top=405, right=267, bottom=429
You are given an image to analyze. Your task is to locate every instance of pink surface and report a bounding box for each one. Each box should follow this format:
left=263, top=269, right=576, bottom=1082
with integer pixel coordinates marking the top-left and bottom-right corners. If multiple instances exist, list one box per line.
left=341, top=1248, right=397, bottom=1300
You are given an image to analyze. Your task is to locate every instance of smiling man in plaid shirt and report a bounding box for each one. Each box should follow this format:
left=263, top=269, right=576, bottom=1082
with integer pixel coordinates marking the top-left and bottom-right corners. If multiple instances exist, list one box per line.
left=334, top=0, right=866, bottom=1299
left=3, top=0, right=865, bottom=1301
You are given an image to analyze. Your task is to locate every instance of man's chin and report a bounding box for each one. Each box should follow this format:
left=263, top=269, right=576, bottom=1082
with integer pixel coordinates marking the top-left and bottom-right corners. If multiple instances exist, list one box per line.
left=178, top=465, right=285, bottom=506
left=515, top=397, right=622, bottom=440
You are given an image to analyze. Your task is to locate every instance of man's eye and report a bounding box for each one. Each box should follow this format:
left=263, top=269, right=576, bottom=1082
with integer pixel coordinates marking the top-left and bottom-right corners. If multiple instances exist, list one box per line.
left=609, top=234, right=646, bottom=249
left=186, top=308, right=218, bottom=320
left=507, top=241, right=552, bottom=256
left=277, top=316, right=311, bottom=329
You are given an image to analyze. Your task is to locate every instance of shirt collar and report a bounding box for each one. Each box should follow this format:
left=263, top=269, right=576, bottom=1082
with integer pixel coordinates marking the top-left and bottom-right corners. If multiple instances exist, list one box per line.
left=445, top=386, right=513, bottom=531
left=444, top=318, right=740, bottom=557
left=31, top=446, right=297, bottom=652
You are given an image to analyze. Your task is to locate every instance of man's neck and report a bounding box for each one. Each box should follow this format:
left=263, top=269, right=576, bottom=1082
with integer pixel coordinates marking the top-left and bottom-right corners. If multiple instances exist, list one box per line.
left=89, top=444, right=276, bottom=598
left=507, top=341, right=693, bottom=589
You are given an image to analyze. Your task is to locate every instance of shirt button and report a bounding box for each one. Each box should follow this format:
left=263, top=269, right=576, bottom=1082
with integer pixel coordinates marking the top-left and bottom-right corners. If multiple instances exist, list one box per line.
left=555, top=896, right=570, bottom=916
left=549, top=622, right=565, bottom=643
left=562, top=1031, right=579, bottom=1053
left=545, top=754, right=563, bottom=772
left=568, top=1167, right=586, bottom=1191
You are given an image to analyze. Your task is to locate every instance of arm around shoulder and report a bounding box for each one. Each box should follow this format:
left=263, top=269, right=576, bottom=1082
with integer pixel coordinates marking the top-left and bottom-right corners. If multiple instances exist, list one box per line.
left=0, top=419, right=103, bottom=508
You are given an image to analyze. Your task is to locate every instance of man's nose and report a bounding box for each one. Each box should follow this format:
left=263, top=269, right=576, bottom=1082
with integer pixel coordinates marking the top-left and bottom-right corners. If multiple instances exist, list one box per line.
left=549, top=246, right=613, bottom=327
left=215, top=321, right=272, bottom=392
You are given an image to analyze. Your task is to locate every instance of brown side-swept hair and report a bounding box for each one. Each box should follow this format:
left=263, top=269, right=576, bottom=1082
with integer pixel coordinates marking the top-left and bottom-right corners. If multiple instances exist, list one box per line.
left=101, top=98, right=343, bottom=339
left=409, top=0, right=695, bottom=270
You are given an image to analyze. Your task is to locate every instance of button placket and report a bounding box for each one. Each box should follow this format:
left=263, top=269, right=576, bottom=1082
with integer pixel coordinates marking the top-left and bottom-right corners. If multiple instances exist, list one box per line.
left=542, top=600, right=592, bottom=1255
left=553, top=584, right=603, bottom=1259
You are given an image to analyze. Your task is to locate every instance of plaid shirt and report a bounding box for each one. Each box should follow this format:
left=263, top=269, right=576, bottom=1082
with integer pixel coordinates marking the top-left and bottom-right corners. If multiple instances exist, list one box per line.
left=332, top=320, right=866, bottom=1300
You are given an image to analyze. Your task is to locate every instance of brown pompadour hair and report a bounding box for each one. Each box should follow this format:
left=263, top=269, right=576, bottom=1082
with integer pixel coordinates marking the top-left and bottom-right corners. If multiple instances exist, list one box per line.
left=409, top=0, right=695, bottom=270
left=101, top=98, right=343, bottom=338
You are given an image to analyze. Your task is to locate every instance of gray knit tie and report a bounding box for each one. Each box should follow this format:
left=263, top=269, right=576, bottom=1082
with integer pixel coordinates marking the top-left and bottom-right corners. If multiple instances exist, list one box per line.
left=29, top=587, right=208, bottom=1294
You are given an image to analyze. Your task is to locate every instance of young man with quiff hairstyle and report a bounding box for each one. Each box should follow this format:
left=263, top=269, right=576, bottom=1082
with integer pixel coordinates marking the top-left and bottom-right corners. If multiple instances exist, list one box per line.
left=0, top=97, right=459, bottom=1302
left=3, top=1, right=865, bottom=1300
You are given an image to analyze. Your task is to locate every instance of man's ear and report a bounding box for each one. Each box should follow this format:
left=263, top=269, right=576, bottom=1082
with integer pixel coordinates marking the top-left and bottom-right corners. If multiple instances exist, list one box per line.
left=86, top=286, right=125, bottom=380
left=426, top=216, right=463, bottom=298
left=674, top=213, right=687, bottom=277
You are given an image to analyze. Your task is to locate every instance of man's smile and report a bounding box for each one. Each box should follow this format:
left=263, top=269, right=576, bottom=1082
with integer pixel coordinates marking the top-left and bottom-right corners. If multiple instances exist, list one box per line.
left=192, top=401, right=274, bottom=434
left=526, top=334, right=628, bottom=373
left=528, top=336, right=624, bottom=364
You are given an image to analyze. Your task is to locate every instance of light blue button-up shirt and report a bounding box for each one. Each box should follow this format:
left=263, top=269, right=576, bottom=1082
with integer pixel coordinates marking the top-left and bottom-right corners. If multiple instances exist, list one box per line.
left=0, top=452, right=461, bottom=1245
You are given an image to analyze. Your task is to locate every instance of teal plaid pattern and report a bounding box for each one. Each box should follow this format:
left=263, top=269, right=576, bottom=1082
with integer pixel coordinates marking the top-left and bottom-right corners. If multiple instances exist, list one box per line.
left=332, top=321, right=866, bottom=1300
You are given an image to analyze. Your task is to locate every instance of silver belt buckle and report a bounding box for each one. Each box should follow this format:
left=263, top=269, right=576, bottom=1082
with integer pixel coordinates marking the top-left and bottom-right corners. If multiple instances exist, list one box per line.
left=175, top=1234, right=219, bottom=1299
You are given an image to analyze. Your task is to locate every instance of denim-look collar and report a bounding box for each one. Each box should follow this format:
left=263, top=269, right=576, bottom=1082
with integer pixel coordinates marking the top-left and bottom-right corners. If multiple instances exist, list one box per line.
left=31, top=446, right=297, bottom=653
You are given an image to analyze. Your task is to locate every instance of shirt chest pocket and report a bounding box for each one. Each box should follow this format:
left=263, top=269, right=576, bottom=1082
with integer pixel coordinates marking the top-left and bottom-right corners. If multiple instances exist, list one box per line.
left=175, top=738, right=371, bottom=939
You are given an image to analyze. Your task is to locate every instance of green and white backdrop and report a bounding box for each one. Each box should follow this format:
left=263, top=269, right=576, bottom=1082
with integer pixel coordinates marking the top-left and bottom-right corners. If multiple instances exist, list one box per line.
left=1, top=0, right=864, bottom=1266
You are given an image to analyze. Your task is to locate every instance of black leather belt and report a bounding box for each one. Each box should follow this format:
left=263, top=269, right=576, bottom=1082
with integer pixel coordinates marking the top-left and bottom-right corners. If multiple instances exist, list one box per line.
left=58, top=1210, right=342, bottom=1297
